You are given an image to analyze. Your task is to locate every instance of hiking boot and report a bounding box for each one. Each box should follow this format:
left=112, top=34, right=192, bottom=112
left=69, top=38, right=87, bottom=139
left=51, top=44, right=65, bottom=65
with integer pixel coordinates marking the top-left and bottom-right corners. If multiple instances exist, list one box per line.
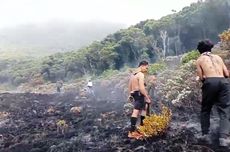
left=219, top=138, right=230, bottom=147
left=197, top=134, right=212, bottom=144
left=128, top=131, right=143, bottom=139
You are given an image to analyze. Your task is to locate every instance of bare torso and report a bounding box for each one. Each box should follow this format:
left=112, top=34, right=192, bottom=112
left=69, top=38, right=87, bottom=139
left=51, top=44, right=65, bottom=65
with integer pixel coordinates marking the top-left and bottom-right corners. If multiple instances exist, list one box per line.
left=129, top=72, right=141, bottom=92
left=128, top=68, right=151, bottom=103
left=197, top=53, right=225, bottom=78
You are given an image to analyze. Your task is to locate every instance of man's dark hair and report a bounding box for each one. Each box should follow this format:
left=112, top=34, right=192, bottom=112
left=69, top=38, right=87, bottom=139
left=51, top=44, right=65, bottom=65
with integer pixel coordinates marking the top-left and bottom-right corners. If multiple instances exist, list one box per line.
left=197, top=39, right=214, bottom=54
left=138, top=60, right=149, bottom=67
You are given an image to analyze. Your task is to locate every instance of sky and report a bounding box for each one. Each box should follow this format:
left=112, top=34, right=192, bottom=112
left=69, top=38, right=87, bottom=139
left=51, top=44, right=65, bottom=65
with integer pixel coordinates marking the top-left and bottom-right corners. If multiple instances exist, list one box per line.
left=0, top=0, right=199, bottom=29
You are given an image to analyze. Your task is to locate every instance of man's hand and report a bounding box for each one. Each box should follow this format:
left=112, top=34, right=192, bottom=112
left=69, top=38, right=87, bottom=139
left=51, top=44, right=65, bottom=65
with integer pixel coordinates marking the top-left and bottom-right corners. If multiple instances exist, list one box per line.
left=128, top=95, right=134, bottom=103
left=145, top=96, right=151, bottom=104
left=196, top=75, right=206, bottom=83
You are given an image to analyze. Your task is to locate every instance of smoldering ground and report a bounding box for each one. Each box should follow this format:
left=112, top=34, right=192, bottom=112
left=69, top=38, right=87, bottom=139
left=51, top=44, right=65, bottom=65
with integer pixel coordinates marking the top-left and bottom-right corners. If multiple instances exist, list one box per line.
left=0, top=82, right=229, bottom=152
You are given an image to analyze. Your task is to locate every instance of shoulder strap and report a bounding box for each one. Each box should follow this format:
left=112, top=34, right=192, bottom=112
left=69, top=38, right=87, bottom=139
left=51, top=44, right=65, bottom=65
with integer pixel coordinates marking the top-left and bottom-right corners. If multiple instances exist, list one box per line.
left=201, top=52, right=211, bottom=57
left=133, top=71, right=140, bottom=76
left=201, top=52, right=220, bottom=73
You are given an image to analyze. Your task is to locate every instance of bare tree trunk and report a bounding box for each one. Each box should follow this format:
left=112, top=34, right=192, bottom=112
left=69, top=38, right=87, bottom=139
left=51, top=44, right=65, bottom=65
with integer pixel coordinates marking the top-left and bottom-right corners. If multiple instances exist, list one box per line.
left=82, top=66, right=86, bottom=75
left=151, top=39, right=161, bottom=58
left=152, top=40, right=157, bottom=50
left=160, top=30, right=168, bottom=58
left=86, top=57, right=93, bottom=72
left=177, top=24, right=181, bottom=55
left=167, top=37, right=169, bottom=56
left=175, top=35, right=181, bottom=56
left=129, top=45, right=138, bottom=60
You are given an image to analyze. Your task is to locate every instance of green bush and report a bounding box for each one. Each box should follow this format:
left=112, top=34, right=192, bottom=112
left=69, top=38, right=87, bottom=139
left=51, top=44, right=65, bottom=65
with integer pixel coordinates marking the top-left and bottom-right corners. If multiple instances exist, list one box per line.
left=181, top=50, right=200, bottom=64
left=99, top=69, right=119, bottom=79
left=13, top=76, right=27, bottom=85
left=148, top=62, right=166, bottom=75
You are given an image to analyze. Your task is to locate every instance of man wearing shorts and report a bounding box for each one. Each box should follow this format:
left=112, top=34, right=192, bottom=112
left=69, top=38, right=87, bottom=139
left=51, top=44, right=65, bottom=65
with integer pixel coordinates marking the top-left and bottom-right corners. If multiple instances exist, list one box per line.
left=128, top=60, right=151, bottom=139
left=196, top=39, right=230, bottom=146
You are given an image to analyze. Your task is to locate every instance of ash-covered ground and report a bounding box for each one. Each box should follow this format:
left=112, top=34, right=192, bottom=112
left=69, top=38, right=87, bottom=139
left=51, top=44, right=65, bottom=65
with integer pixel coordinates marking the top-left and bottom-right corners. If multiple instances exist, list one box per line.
left=0, top=91, right=229, bottom=152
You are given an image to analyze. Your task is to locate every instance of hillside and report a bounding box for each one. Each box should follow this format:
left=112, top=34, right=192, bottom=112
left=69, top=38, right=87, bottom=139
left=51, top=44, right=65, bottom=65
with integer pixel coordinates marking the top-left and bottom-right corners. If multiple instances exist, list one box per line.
left=1, top=1, right=230, bottom=151
left=0, top=0, right=229, bottom=88
left=38, top=0, right=230, bottom=82
left=1, top=46, right=230, bottom=151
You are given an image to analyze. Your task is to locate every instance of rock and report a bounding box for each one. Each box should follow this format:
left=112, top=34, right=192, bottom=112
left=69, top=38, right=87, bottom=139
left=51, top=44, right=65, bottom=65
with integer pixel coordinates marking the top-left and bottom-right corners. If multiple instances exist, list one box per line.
left=81, top=134, right=91, bottom=142
left=33, top=100, right=40, bottom=103
left=47, top=106, right=55, bottom=114
left=70, top=106, right=82, bottom=114
left=0, top=112, right=9, bottom=119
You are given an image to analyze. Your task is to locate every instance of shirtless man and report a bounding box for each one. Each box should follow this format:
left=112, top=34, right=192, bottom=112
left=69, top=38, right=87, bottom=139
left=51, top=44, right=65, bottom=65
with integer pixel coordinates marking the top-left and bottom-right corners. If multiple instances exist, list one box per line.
left=128, top=60, right=151, bottom=139
left=196, top=40, right=230, bottom=146
left=56, top=80, right=63, bottom=93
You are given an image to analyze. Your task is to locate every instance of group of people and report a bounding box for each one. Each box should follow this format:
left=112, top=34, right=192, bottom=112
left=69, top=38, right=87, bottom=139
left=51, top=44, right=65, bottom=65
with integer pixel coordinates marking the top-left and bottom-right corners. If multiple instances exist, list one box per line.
left=56, top=79, right=95, bottom=97
left=127, top=40, right=230, bottom=147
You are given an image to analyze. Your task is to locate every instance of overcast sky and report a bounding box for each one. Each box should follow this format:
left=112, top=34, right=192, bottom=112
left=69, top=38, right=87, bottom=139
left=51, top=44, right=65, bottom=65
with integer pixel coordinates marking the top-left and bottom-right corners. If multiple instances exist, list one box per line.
left=0, top=0, right=198, bottom=29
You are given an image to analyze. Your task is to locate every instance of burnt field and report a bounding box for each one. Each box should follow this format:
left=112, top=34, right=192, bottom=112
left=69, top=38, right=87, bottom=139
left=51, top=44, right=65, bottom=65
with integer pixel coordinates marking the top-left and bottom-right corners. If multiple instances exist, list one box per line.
left=0, top=92, right=229, bottom=152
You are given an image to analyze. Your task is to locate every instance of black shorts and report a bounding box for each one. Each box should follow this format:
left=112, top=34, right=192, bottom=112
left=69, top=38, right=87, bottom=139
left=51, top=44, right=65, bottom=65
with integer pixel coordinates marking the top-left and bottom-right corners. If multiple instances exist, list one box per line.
left=131, top=91, right=145, bottom=110
left=201, top=77, right=230, bottom=136
left=202, top=77, right=230, bottom=106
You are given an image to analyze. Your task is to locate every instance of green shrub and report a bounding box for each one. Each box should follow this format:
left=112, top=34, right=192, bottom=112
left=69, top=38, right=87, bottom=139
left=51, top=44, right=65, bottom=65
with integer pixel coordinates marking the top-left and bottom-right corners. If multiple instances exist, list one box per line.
left=100, top=69, right=119, bottom=78
left=13, top=76, right=27, bottom=85
left=181, top=50, right=200, bottom=64
left=148, top=62, right=166, bottom=75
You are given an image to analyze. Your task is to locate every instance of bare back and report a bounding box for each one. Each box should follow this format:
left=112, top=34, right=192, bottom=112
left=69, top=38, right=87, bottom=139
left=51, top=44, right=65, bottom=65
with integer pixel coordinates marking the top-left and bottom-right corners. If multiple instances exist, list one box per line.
left=129, top=72, right=142, bottom=92
left=197, top=53, right=228, bottom=78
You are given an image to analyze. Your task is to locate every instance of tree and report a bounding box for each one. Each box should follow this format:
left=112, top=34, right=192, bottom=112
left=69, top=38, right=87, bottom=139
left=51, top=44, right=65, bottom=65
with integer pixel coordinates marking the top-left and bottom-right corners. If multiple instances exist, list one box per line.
left=160, top=30, right=168, bottom=58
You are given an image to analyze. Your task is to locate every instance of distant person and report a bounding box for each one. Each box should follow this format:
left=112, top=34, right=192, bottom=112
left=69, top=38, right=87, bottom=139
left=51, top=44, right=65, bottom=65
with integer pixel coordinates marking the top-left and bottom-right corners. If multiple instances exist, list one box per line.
left=56, top=80, right=63, bottom=93
left=128, top=60, right=151, bottom=139
left=196, top=39, right=230, bottom=146
left=87, top=79, right=95, bottom=97
left=87, top=79, right=93, bottom=88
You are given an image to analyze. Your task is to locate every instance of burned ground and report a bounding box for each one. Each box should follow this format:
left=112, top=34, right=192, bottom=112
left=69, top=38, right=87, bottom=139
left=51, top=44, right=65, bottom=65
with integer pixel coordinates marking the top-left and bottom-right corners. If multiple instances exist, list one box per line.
left=0, top=92, right=229, bottom=152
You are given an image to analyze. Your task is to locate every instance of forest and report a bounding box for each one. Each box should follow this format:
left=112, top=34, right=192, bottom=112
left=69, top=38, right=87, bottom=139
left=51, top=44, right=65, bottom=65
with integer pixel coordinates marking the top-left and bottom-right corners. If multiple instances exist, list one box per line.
left=0, top=0, right=229, bottom=85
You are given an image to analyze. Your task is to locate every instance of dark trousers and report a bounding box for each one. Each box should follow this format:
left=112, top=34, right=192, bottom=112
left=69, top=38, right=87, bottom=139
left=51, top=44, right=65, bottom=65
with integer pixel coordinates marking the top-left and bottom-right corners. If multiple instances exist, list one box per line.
left=201, top=78, right=230, bottom=138
left=57, top=87, right=61, bottom=93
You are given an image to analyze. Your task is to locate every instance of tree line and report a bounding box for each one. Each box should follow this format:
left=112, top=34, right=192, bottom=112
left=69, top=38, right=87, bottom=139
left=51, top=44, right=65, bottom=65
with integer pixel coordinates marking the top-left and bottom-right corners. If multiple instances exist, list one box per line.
left=41, top=0, right=230, bottom=82
left=0, top=0, right=229, bottom=85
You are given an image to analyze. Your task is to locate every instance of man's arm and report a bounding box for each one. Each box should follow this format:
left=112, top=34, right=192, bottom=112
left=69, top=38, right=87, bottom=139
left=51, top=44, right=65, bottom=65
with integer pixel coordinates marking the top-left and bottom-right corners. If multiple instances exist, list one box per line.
left=138, top=73, right=148, bottom=97
left=221, top=59, right=229, bottom=78
left=196, top=59, right=204, bottom=81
